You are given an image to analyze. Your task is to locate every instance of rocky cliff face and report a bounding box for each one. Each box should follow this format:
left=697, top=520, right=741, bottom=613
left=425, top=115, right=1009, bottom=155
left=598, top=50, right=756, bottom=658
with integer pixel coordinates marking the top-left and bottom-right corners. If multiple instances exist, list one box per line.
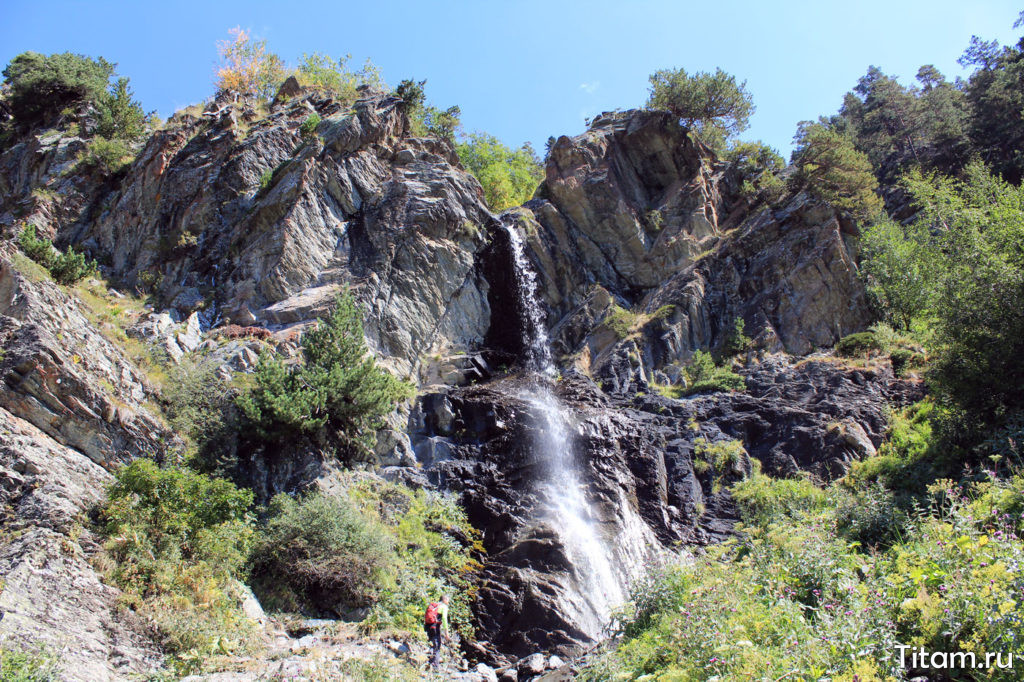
left=512, top=110, right=870, bottom=390
left=0, top=85, right=915, bottom=677
left=0, top=261, right=168, bottom=678
left=72, top=91, right=498, bottom=379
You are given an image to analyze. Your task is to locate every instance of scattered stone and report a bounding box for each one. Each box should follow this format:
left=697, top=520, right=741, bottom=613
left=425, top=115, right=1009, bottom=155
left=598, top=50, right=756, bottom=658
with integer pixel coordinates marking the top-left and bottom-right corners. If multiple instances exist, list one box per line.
left=498, top=668, right=519, bottom=682
left=518, top=653, right=546, bottom=677
left=474, top=663, right=499, bottom=682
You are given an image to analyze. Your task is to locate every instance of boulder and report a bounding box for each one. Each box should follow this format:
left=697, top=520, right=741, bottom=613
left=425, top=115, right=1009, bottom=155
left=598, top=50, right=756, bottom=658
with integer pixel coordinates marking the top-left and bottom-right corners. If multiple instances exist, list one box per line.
left=518, top=653, right=547, bottom=677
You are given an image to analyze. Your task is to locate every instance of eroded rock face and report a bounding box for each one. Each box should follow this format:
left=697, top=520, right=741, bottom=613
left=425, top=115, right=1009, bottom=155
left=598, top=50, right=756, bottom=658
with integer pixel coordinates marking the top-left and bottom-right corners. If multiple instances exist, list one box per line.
left=73, top=91, right=499, bottom=376
left=0, top=261, right=173, bottom=467
left=0, top=118, right=106, bottom=242
left=515, top=109, right=871, bottom=380
left=0, top=406, right=162, bottom=680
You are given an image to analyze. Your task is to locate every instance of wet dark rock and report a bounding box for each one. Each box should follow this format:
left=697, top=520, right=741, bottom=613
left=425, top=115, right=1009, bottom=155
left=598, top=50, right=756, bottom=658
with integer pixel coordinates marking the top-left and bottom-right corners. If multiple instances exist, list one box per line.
left=411, top=355, right=919, bottom=655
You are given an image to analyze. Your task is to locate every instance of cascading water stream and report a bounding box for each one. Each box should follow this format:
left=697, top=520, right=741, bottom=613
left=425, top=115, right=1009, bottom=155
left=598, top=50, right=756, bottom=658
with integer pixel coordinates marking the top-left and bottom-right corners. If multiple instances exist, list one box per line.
left=502, top=219, right=624, bottom=634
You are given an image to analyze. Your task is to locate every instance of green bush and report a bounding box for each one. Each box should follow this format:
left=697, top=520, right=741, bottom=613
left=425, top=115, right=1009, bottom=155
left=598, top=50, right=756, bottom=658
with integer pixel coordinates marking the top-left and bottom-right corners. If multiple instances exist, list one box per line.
left=98, top=460, right=257, bottom=666
left=298, top=112, right=321, bottom=140
left=833, top=482, right=911, bottom=549
left=835, top=330, right=881, bottom=356
left=78, top=136, right=134, bottom=173
left=889, top=347, right=925, bottom=375
left=732, top=469, right=828, bottom=526
left=681, top=349, right=746, bottom=396
left=250, top=476, right=480, bottom=639
left=0, top=644, right=58, bottom=681
left=250, top=490, right=393, bottom=613
left=49, top=245, right=98, bottom=284
left=294, top=52, right=384, bottom=104
left=860, top=219, right=937, bottom=330
left=16, top=224, right=97, bottom=285
left=846, top=400, right=952, bottom=496
left=2, top=51, right=113, bottom=123
left=604, top=305, right=636, bottom=340
left=455, top=133, right=544, bottom=211
left=235, top=291, right=413, bottom=460
left=162, top=357, right=241, bottom=474
left=16, top=224, right=54, bottom=265
left=693, top=438, right=747, bottom=492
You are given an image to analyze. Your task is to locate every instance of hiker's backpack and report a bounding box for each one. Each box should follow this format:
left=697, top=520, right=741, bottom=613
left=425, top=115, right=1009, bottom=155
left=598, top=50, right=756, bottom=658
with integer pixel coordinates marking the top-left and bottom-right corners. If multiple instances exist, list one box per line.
left=425, top=602, right=440, bottom=626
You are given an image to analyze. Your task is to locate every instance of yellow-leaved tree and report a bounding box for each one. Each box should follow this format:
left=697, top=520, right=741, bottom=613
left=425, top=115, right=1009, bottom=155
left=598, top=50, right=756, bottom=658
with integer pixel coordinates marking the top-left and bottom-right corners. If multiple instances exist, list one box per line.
left=215, top=27, right=285, bottom=100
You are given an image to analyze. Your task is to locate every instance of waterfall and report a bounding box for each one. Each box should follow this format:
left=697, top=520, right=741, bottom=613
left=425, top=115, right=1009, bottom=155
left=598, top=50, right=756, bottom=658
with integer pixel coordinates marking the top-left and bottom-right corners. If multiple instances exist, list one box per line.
left=504, top=220, right=554, bottom=374
left=502, top=219, right=624, bottom=635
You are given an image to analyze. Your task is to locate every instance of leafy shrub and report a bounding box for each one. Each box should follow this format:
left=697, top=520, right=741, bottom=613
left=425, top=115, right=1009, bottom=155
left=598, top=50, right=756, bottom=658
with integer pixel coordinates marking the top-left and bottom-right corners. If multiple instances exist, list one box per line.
left=681, top=349, right=746, bottom=395
left=732, top=469, right=828, bottom=526
left=298, top=112, right=321, bottom=140
left=455, top=133, right=543, bottom=211
left=214, top=27, right=285, bottom=100
left=98, top=460, right=257, bottom=666
left=16, top=224, right=97, bottom=285
left=847, top=401, right=946, bottom=495
left=603, top=304, right=674, bottom=341
left=792, top=121, right=883, bottom=221
left=78, top=136, right=134, bottom=173
left=723, top=316, right=751, bottom=356
left=889, top=347, right=925, bottom=375
left=0, top=644, right=58, bottom=681
left=162, top=357, right=241, bottom=474
left=835, top=330, right=880, bottom=356
left=295, top=52, right=383, bottom=103
left=604, top=305, right=636, bottom=340
left=860, top=219, right=936, bottom=330
left=250, top=491, right=393, bottom=613
left=693, top=438, right=747, bottom=492
left=2, top=51, right=113, bottom=123
left=235, top=291, right=412, bottom=460
left=833, top=482, right=911, bottom=549
left=251, top=476, right=480, bottom=639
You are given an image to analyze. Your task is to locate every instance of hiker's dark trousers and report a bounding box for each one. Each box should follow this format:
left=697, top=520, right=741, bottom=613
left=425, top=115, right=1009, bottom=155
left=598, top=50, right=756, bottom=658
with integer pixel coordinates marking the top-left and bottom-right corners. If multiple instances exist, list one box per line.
left=426, top=623, right=442, bottom=667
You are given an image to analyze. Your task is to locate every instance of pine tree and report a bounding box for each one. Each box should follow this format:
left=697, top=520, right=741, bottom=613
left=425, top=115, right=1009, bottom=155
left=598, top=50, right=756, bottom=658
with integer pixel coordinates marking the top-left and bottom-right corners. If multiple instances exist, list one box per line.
left=236, top=291, right=412, bottom=459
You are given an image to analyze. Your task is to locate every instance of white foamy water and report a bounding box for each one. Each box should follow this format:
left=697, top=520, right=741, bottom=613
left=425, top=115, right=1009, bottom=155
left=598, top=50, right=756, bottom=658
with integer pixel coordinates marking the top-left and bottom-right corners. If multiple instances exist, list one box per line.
left=501, top=218, right=623, bottom=631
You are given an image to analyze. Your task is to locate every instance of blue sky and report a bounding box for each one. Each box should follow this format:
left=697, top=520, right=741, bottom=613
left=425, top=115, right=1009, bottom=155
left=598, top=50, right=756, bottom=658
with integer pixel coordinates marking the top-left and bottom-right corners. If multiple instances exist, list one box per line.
left=2, top=1, right=1021, bottom=156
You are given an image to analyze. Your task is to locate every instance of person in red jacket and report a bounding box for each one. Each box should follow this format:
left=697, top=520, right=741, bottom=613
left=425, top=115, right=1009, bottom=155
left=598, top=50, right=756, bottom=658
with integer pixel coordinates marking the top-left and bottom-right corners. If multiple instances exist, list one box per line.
left=424, top=594, right=450, bottom=669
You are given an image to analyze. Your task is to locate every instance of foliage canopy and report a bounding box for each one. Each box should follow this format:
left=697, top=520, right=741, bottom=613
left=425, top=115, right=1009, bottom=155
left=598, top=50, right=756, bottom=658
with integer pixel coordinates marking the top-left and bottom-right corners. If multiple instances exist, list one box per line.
left=456, top=133, right=544, bottom=210
left=235, top=291, right=412, bottom=460
left=2, top=51, right=113, bottom=122
left=647, top=67, right=754, bottom=150
left=792, top=121, right=883, bottom=220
